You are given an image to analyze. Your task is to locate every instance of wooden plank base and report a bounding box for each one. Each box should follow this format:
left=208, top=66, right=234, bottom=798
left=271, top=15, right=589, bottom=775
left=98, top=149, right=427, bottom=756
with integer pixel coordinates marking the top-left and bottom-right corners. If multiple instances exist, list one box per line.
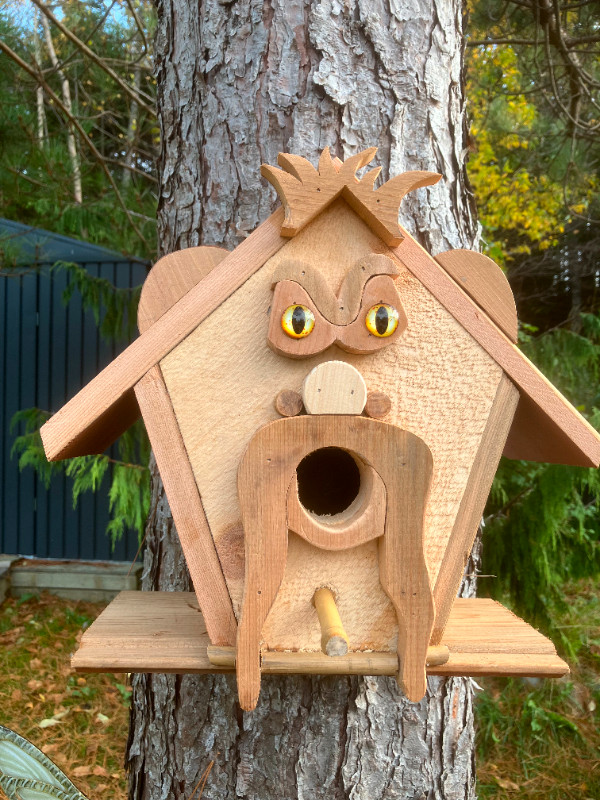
left=71, top=591, right=569, bottom=679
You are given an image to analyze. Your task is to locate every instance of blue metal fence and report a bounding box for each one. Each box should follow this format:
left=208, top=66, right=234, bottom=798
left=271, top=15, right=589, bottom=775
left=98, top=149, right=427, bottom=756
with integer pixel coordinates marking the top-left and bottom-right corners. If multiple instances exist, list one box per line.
left=0, top=218, right=149, bottom=561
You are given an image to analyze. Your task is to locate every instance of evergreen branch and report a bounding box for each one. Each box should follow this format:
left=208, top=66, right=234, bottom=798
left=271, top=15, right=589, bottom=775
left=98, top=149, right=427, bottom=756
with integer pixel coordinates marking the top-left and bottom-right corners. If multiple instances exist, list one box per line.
left=54, top=261, right=142, bottom=341
left=0, top=38, right=151, bottom=250
left=5, top=165, right=47, bottom=188
left=10, top=410, right=150, bottom=543
left=484, top=483, right=536, bottom=524
left=102, top=157, right=158, bottom=184
left=467, top=38, right=545, bottom=46
left=468, top=34, right=600, bottom=47
left=123, top=0, right=150, bottom=56
left=29, top=0, right=156, bottom=116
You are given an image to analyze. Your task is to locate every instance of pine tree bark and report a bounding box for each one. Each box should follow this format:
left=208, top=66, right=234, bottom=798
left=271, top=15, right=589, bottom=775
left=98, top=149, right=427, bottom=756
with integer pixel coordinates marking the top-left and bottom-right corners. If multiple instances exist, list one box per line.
left=127, top=2, right=480, bottom=798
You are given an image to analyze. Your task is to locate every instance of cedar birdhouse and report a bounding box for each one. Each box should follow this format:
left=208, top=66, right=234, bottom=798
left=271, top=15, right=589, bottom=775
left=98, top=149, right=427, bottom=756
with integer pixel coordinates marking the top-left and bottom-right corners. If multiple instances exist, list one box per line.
left=41, top=148, right=600, bottom=711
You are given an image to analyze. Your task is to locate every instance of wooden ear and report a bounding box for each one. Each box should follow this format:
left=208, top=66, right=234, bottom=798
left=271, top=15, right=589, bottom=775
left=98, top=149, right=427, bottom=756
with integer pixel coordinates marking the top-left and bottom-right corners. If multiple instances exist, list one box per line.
left=138, top=245, right=230, bottom=333
left=434, top=249, right=517, bottom=342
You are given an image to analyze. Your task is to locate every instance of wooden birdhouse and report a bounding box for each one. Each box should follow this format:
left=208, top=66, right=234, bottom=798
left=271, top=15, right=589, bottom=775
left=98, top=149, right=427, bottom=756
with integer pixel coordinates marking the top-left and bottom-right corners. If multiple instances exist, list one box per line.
left=41, top=148, right=600, bottom=711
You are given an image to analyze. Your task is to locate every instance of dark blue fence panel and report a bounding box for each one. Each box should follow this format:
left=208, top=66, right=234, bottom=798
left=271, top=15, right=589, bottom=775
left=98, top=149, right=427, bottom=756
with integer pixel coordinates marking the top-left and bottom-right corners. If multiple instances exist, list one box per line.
left=0, top=220, right=149, bottom=561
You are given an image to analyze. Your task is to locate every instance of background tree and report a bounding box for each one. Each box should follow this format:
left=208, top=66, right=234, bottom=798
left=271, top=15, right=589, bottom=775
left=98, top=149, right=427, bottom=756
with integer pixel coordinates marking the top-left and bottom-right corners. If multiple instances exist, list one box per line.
left=466, top=0, right=600, bottom=327
left=125, top=2, right=481, bottom=799
left=0, top=0, right=159, bottom=545
left=465, top=0, right=600, bottom=650
left=0, top=0, right=157, bottom=258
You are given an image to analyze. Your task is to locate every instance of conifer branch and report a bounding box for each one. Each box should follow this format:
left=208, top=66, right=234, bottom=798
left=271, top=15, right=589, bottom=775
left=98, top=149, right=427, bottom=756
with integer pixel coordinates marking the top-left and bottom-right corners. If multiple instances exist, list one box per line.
left=29, top=0, right=156, bottom=117
left=0, top=38, right=150, bottom=249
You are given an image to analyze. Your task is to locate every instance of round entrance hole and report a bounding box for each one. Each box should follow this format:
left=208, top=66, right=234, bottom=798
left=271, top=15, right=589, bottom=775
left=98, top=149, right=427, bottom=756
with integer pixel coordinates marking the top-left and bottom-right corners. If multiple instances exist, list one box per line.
left=296, top=447, right=361, bottom=516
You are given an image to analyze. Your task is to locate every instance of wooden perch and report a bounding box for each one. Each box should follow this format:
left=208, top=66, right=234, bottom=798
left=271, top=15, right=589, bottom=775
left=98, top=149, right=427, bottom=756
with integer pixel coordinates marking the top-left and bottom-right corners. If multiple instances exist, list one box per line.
left=206, top=644, right=450, bottom=674
left=312, top=587, right=349, bottom=656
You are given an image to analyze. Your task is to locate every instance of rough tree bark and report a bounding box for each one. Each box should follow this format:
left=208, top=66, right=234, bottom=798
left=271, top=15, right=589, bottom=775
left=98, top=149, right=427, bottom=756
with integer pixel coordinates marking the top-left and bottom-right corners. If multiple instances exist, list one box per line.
left=127, top=1, right=481, bottom=798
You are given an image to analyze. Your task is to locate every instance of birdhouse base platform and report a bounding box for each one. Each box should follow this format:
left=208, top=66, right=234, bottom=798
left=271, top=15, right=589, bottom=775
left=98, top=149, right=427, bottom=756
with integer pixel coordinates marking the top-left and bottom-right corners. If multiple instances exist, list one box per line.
left=71, top=591, right=569, bottom=680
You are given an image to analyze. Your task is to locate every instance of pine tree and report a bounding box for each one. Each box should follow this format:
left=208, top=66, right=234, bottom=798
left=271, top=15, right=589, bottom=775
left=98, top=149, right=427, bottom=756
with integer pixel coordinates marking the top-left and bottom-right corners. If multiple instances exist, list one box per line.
left=126, top=1, right=480, bottom=798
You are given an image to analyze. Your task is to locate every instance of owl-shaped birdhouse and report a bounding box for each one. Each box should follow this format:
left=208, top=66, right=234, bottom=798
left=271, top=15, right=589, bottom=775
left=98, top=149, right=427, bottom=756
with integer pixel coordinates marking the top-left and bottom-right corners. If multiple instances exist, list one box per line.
left=42, top=149, right=600, bottom=711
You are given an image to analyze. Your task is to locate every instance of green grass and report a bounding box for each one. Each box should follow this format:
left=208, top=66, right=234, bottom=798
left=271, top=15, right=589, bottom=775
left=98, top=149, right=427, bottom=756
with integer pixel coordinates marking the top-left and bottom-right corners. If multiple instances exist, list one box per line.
left=477, top=578, right=600, bottom=799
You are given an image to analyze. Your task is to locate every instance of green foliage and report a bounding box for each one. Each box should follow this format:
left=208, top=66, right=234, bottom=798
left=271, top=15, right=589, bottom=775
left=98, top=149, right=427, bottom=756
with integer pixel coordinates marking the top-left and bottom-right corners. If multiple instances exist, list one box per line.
left=1, top=0, right=155, bottom=551
left=11, top=410, right=150, bottom=547
left=466, top=44, right=568, bottom=263
left=466, top=1, right=600, bottom=264
left=478, top=679, right=583, bottom=759
left=10, top=408, right=61, bottom=488
left=466, top=1, right=600, bottom=658
left=0, top=0, right=158, bottom=260
left=484, top=319, right=600, bottom=655
left=476, top=578, right=600, bottom=798
left=107, top=423, right=151, bottom=544
left=56, top=261, right=142, bottom=341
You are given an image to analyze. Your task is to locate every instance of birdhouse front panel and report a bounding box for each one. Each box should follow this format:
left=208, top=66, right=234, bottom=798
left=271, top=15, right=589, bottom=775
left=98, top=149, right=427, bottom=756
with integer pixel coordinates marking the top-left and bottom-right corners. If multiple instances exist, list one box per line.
left=42, top=147, right=600, bottom=712
left=158, top=199, right=513, bottom=655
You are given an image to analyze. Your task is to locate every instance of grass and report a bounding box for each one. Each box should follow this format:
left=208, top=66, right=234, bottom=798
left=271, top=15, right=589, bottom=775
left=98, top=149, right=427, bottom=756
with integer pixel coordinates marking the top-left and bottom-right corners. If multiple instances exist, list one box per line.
left=476, top=578, right=600, bottom=799
left=0, top=583, right=598, bottom=800
left=0, top=591, right=129, bottom=800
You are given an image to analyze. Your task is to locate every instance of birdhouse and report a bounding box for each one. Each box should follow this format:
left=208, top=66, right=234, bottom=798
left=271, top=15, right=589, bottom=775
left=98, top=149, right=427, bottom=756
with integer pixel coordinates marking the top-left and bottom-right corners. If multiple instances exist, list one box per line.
left=41, top=148, right=600, bottom=711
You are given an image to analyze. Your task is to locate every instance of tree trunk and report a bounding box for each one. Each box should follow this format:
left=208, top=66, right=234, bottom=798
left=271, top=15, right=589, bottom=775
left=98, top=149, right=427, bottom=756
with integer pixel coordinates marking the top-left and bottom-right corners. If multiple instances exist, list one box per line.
left=127, top=1, right=480, bottom=798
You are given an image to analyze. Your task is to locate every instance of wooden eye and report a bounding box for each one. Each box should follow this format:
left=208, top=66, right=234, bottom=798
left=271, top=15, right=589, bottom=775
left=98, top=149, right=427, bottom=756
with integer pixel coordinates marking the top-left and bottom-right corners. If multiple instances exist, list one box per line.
left=365, top=304, right=399, bottom=338
left=281, top=304, right=316, bottom=339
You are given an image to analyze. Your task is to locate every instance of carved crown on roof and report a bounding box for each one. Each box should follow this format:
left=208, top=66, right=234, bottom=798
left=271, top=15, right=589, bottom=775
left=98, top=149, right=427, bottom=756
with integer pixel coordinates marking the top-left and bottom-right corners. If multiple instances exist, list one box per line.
left=261, top=147, right=441, bottom=246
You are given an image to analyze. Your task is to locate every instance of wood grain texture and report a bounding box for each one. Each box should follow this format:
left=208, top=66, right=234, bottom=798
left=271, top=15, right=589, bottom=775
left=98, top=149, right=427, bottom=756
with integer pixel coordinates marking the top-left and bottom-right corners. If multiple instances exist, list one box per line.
left=336, top=274, right=408, bottom=354
left=434, top=249, right=518, bottom=342
left=313, top=587, right=349, bottom=656
left=432, top=374, right=519, bottom=642
left=40, top=208, right=285, bottom=461
left=268, top=280, right=336, bottom=359
left=274, top=390, right=303, bottom=417
left=262, top=147, right=441, bottom=246
left=502, top=391, right=596, bottom=464
left=159, top=201, right=506, bottom=655
left=390, top=231, right=600, bottom=467
left=270, top=252, right=398, bottom=325
left=365, top=391, right=392, bottom=419
left=128, top=0, right=482, bottom=794
left=134, top=366, right=237, bottom=646
left=236, top=415, right=434, bottom=708
left=138, top=246, right=229, bottom=333
left=72, top=592, right=569, bottom=680
left=135, top=241, right=238, bottom=645
left=268, top=274, right=407, bottom=358
left=206, top=643, right=451, bottom=671
left=286, top=467, right=386, bottom=551
left=41, top=200, right=600, bottom=472
left=301, top=361, right=367, bottom=414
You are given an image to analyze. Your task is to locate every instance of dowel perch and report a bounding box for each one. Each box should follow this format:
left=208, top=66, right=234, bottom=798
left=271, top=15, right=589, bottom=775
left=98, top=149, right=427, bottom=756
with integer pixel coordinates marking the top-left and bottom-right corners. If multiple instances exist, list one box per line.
left=206, top=644, right=451, bottom=674
left=313, top=587, right=349, bottom=656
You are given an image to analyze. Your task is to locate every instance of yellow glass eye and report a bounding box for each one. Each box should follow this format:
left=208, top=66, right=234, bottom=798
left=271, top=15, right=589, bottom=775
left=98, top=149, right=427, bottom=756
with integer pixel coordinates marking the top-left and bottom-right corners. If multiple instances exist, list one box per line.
left=281, top=304, right=316, bottom=339
left=365, top=304, right=399, bottom=337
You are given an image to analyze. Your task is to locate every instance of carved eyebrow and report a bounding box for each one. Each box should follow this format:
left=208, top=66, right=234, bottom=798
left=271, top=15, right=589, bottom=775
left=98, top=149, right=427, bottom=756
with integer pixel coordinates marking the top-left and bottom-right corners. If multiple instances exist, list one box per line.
left=271, top=254, right=398, bottom=325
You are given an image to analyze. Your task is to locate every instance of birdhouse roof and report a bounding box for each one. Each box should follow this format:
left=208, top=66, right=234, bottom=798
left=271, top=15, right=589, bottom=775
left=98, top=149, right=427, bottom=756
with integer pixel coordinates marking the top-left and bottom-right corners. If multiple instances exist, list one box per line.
left=40, top=152, right=600, bottom=470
